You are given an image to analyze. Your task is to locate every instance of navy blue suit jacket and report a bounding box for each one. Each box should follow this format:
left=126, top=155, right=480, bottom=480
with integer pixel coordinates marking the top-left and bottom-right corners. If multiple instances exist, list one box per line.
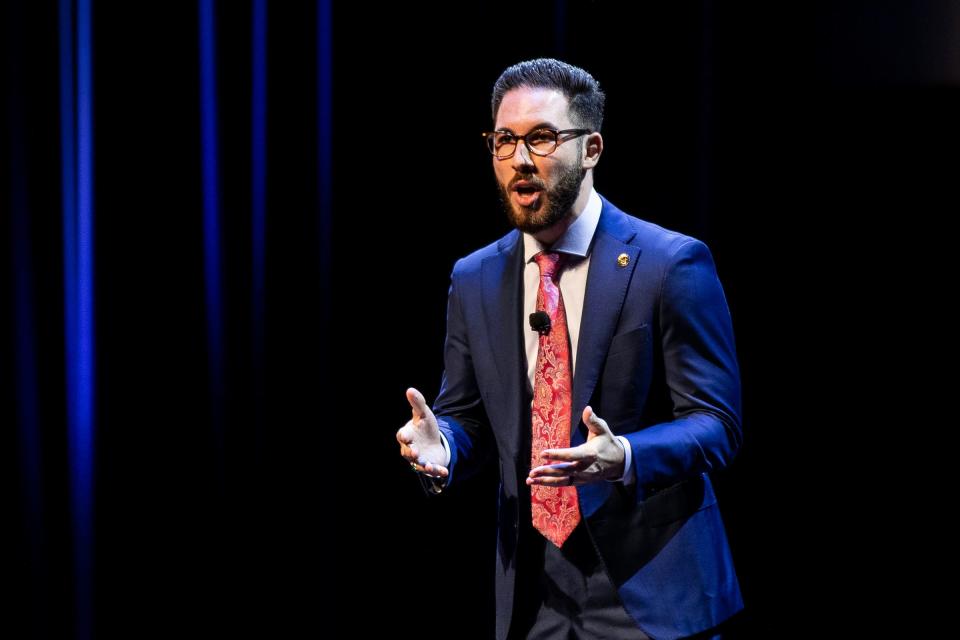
left=432, top=197, right=743, bottom=640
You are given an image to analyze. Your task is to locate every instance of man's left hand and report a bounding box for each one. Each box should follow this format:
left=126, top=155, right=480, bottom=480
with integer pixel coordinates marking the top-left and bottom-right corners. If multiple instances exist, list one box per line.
left=527, top=406, right=626, bottom=487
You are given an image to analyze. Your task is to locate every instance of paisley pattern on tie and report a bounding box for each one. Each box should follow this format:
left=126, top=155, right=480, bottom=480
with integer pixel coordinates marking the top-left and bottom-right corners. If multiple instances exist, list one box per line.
left=530, top=251, right=580, bottom=548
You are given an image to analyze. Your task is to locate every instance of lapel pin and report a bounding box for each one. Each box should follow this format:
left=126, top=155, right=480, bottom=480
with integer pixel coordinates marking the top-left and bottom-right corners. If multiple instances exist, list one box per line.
left=617, top=253, right=630, bottom=267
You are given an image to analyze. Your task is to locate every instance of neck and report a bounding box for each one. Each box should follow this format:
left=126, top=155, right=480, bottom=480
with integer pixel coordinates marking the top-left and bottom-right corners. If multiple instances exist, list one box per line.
left=532, top=175, right=593, bottom=246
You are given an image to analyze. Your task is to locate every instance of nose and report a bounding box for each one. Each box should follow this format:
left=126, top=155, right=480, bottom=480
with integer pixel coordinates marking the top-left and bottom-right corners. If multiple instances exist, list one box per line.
left=510, top=139, right=536, bottom=172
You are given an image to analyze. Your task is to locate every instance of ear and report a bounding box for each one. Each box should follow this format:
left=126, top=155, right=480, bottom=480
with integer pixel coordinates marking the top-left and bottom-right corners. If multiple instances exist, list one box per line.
left=582, top=132, right=603, bottom=169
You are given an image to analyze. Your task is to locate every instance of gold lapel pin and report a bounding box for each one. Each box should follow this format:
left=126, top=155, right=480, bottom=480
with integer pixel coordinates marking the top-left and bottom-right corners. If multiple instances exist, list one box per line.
left=617, top=253, right=630, bottom=267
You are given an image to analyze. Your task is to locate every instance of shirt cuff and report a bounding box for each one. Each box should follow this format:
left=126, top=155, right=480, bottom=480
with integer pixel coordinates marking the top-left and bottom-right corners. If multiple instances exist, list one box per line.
left=438, top=431, right=452, bottom=467
left=417, top=432, right=451, bottom=496
left=608, top=435, right=634, bottom=485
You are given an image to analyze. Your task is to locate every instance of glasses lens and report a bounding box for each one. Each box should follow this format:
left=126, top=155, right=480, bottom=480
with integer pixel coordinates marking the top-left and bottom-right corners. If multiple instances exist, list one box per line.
left=526, top=129, right=558, bottom=156
left=491, top=132, right=517, bottom=159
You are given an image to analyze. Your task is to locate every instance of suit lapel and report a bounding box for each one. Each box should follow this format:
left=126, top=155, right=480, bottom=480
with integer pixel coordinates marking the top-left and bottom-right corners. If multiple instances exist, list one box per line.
left=481, top=231, right=525, bottom=439
left=571, top=202, right=640, bottom=446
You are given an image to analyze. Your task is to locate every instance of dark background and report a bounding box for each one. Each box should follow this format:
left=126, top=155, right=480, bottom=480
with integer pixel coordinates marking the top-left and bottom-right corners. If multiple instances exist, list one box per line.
left=4, top=1, right=954, bottom=637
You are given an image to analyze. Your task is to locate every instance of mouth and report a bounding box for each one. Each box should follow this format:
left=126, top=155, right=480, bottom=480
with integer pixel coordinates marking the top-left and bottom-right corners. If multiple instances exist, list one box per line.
left=512, top=180, right=544, bottom=208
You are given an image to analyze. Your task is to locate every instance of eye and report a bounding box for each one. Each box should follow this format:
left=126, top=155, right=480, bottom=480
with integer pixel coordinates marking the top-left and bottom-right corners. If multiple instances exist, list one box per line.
left=494, top=132, right=517, bottom=148
left=527, top=129, right=556, bottom=148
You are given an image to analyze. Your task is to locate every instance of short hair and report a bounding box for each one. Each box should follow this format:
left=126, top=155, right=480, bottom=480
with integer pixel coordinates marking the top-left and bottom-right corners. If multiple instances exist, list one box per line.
left=491, top=58, right=605, bottom=132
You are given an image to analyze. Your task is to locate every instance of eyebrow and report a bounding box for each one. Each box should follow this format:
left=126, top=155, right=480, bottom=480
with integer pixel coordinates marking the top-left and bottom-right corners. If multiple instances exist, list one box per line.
left=496, top=122, right=559, bottom=134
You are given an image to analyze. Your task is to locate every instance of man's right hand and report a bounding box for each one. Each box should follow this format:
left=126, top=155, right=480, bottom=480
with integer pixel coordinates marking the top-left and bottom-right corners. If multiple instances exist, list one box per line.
left=396, top=387, right=449, bottom=479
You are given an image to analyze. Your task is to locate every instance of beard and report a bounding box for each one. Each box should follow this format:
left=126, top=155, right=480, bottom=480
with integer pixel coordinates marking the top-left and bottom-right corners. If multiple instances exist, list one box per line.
left=498, top=160, right=585, bottom=235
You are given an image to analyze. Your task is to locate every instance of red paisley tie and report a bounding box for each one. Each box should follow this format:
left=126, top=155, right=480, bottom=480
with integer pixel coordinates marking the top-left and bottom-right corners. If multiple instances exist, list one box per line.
left=530, top=251, right=580, bottom=548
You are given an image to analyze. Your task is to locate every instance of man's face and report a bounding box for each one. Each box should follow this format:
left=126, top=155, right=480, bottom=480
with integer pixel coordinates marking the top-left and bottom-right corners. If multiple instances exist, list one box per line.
left=493, top=87, right=586, bottom=235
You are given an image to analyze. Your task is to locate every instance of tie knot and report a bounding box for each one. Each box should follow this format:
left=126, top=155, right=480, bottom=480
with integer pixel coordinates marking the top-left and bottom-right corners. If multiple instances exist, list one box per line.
left=534, top=251, right=564, bottom=279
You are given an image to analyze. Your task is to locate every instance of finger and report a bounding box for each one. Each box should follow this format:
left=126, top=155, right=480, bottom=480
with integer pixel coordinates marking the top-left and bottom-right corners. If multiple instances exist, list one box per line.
left=540, top=446, right=589, bottom=462
left=527, top=474, right=578, bottom=487
left=528, top=462, right=580, bottom=478
left=419, top=461, right=449, bottom=478
left=409, top=458, right=449, bottom=478
left=396, top=423, right=414, bottom=445
left=406, top=387, right=430, bottom=420
left=582, top=405, right=609, bottom=434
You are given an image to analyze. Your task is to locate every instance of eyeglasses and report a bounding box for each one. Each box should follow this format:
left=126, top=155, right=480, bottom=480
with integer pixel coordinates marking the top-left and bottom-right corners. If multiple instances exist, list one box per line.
left=482, top=127, right=592, bottom=160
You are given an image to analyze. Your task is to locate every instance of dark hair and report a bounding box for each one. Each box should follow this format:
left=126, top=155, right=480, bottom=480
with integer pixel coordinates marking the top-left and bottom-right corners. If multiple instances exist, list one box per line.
left=491, top=58, right=605, bottom=132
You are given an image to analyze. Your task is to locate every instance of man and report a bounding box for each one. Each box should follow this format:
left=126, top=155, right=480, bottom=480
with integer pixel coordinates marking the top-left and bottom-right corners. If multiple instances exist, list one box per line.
left=396, top=58, right=743, bottom=640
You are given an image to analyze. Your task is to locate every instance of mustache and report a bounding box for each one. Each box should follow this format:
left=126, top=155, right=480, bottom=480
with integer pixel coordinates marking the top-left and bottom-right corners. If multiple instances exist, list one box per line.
left=508, top=175, right=546, bottom=190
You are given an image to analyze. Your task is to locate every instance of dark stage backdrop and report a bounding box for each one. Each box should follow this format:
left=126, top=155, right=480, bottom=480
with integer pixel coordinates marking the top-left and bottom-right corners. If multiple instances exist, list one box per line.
left=3, top=1, right=955, bottom=638
left=3, top=1, right=323, bottom=637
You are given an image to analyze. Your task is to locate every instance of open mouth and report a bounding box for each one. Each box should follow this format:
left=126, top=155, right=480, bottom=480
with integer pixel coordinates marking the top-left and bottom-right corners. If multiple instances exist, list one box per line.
left=513, top=181, right=543, bottom=208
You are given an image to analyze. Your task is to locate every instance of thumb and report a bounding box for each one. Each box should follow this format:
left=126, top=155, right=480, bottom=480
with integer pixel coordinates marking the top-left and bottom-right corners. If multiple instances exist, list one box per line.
left=406, top=387, right=432, bottom=420
left=583, top=406, right=608, bottom=436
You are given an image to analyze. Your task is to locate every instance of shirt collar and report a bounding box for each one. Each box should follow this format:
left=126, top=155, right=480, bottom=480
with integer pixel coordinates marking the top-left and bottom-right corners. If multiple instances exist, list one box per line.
left=523, top=188, right=602, bottom=263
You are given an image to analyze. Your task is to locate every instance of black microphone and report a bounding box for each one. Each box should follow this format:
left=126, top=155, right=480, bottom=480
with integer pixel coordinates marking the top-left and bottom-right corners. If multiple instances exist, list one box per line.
left=529, top=311, right=551, bottom=335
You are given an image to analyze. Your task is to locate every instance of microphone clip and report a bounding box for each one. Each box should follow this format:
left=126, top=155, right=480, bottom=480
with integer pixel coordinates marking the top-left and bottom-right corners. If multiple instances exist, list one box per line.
left=529, top=311, right=551, bottom=336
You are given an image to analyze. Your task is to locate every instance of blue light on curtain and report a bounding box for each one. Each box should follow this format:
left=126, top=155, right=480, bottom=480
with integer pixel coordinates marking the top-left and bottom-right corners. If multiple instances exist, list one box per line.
left=60, top=0, right=95, bottom=636
left=200, top=0, right=225, bottom=452
left=252, top=0, right=267, bottom=440
left=318, top=0, right=332, bottom=292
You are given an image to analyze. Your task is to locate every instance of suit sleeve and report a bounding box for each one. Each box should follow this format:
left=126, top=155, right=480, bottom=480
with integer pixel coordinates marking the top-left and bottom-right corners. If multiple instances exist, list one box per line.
left=624, top=239, right=743, bottom=488
left=424, top=264, right=496, bottom=493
